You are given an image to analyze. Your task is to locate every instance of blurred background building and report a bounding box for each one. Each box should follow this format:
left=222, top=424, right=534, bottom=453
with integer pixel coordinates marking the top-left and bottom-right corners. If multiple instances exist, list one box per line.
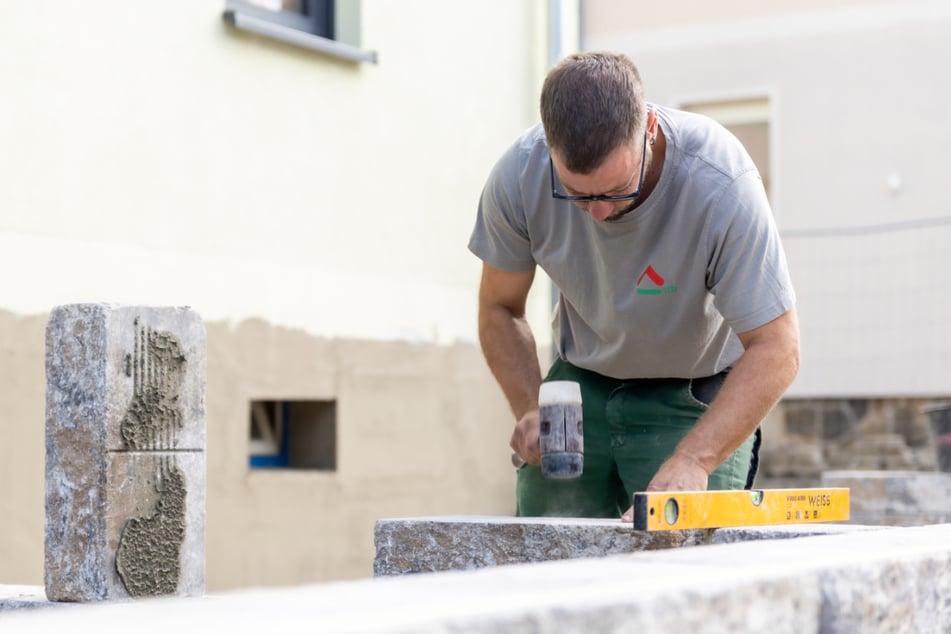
left=1, top=0, right=948, bottom=592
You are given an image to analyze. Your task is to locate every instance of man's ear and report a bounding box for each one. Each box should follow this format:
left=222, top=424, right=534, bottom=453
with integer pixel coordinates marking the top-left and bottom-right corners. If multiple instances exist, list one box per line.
left=647, top=108, right=658, bottom=137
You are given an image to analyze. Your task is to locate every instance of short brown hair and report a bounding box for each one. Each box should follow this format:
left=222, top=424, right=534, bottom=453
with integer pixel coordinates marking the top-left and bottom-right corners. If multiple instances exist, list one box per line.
left=540, top=52, right=646, bottom=173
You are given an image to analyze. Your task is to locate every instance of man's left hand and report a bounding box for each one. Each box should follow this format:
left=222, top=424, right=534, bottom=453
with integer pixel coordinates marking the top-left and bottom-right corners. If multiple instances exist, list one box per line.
left=620, top=452, right=710, bottom=522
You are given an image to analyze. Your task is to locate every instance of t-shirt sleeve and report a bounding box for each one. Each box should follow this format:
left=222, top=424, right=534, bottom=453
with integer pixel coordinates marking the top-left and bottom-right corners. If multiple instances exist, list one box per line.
left=468, top=142, right=537, bottom=273
left=707, top=170, right=796, bottom=334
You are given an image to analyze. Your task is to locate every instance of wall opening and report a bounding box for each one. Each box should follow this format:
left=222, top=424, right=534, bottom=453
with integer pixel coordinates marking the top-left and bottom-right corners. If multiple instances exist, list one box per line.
left=681, top=97, right=771, bottom=199
left=249, top=399, right=337, bottom=470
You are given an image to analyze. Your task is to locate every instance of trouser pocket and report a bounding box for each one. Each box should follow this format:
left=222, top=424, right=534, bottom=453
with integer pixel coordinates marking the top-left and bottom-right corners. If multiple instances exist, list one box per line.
left=688, top=371, right=728, bottom=406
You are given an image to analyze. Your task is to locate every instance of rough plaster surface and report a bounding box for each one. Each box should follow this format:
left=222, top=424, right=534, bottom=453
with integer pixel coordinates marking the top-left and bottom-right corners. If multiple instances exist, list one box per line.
left=108, top=452, right=205, bottom=598
left=4, top=524, right=951, bottom=633
left=44, top=304, right=205, bottom=601
left=822, top=470, right=951, bottom=525
left=373, top=515, right=878, bottom=575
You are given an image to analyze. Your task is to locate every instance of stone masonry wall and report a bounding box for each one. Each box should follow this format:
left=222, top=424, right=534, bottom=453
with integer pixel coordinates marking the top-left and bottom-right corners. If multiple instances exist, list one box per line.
left=758, top=397, right=945, bottom=489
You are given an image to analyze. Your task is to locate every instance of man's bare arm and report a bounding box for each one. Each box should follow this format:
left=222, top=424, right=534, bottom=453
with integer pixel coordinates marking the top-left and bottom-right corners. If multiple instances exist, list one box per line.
left=477, top=262, right=544, bottom=463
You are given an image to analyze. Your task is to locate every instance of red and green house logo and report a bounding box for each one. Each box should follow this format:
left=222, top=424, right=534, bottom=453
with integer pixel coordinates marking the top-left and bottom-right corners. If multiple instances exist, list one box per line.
left=636, top=265, right=678, bottom=295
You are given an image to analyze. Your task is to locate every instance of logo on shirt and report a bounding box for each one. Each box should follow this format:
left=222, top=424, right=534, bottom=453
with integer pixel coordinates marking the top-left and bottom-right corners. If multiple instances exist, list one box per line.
left=636, top=265, right=678, bottom=295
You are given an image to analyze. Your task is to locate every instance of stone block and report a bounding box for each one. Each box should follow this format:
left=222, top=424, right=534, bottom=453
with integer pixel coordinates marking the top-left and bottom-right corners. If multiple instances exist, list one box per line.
left=8, top=524, right=951, bottom=633
left=373, top=515, right=877, bottom=575
left=912, top=446, right=938, bottom=471
left=45, top=304, right=205, bottom=601
left=373, top=516, right=710, bottom=575
left=760, top=442, right=823, bottom=477
left=824, top=434, right=916, bottom=470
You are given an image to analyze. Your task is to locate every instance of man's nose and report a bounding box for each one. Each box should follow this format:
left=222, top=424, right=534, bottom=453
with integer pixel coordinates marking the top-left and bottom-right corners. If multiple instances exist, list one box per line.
left=585, top=200, right=615, bottom=222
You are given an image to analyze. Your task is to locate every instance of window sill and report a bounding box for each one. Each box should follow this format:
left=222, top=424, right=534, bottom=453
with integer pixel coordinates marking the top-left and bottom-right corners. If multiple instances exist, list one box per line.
left=224, top=10, right=378, bottom=64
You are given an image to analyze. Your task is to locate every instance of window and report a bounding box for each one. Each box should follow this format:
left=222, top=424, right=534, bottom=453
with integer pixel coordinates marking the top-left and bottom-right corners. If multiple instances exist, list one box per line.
left=249, top=399, right=337, bottom=470
left=224, top=0, right=377, bottom=64
left=682, top=98, right=771, bottom=198
left=227, top=0, right=334, bottom=39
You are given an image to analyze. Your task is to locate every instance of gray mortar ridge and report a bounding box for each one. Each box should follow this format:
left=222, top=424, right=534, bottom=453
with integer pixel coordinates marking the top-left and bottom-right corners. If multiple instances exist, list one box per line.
left=115, top=319, right=188, bottom=597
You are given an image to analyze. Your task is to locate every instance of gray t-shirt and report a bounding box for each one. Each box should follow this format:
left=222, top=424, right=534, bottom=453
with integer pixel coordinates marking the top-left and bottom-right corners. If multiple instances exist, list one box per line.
left=469, top=106, right=796, bottom=379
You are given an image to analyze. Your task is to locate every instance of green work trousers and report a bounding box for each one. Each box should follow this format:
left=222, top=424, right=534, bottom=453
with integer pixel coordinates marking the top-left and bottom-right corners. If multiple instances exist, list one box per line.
left=516, top=358, right=760, bottom=518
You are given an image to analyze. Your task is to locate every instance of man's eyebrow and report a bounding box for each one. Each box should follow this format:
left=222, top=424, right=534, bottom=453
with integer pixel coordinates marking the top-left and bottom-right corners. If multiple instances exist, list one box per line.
left=565, top=170, right=636, bottom=197
left=608, top=173, right=637, bottom=194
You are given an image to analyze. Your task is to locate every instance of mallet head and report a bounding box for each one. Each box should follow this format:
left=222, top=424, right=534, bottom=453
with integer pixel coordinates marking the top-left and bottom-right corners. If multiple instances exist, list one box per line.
left=538, top=381, right=583, bottom=479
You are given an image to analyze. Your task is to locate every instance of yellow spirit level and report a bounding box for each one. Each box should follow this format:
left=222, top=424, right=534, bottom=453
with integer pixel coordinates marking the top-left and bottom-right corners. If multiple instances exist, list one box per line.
left=632, top=488, right=850, bottom=531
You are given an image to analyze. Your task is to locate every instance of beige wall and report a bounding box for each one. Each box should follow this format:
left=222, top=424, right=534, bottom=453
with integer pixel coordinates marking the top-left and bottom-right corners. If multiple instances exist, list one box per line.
left=0, top=0, right=554, bottom=343
left=204, top=321, right=518, bottom=588
left=583, top=0, right=951, bottom=398
left=583, top=0, right=881, bottom=37
left=0, top=313, right=47, bottom=585
left=0, top=0, right=558, bottom=590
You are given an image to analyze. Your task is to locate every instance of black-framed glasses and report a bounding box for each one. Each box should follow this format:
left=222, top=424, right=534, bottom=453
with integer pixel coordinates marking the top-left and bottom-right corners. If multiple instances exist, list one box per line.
left=550, top=129, right=648, bottom=202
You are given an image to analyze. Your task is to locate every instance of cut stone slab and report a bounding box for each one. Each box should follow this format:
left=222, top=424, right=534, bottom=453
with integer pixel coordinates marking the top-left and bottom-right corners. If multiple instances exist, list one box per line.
left=45, top=304, right=206, bottom=601
left=822, top=470, right=951, bottom=525
left=5, top=524, right=951, bottom=633
left=373, top=515, right=878, bottom=575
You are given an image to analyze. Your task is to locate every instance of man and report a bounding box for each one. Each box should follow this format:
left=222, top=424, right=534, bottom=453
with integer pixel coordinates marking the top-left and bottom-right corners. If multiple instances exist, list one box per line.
left=468, top=52, right=799, bottom=522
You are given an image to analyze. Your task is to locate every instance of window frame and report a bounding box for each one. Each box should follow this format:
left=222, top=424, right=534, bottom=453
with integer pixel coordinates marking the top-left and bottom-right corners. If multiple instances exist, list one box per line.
left=249, top=399, right=338, bottom=471
left=679, top=94, right=775, bottom=207
left=225, top=0, right=334, bottom=39
left=223, top=0, right=377, bottom=64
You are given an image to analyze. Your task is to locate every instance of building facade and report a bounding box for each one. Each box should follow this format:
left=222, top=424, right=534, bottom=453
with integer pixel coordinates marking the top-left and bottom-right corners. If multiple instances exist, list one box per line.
left=0, top=0, right=562, bottom=591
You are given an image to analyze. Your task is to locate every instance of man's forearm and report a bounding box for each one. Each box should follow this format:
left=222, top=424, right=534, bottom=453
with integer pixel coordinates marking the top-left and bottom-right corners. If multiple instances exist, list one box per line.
left=677, top=345, right=796, bottom=473
left=674, top=314, right=800, bottom=474
left=478, top=304, right=543, bottom=420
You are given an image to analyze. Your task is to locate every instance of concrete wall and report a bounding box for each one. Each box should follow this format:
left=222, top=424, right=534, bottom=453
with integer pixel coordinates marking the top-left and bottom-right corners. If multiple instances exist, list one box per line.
left=0, top=0, right=556, bottom=591
left=582, top=0, right=951, bottom=398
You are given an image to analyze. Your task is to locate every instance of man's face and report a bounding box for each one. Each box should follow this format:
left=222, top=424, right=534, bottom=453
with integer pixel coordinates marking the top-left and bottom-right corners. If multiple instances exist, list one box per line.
left=550, top=140, right=646, bottom=222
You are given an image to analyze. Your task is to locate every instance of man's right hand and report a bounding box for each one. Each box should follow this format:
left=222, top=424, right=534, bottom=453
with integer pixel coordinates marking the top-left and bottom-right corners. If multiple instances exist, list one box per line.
left=510, top=409, right=542, bottom=465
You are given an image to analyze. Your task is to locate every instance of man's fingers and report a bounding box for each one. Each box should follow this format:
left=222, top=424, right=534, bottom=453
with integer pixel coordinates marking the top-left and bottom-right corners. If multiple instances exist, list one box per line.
left=510, top=410, right=542, bottom=465
left=521, top=442, right=541, bottom=464
left=621, top=506, right=634, bottom=523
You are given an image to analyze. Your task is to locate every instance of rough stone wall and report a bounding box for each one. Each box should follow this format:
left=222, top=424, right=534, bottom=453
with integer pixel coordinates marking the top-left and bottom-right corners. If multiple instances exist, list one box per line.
left=758, top=398, right=944, bottom=489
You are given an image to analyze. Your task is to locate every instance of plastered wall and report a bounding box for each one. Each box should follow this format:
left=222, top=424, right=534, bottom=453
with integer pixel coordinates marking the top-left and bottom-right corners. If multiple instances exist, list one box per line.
left=0, top=0, right=554, bottom=344
left=0, top=0, right=555, bottom=590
